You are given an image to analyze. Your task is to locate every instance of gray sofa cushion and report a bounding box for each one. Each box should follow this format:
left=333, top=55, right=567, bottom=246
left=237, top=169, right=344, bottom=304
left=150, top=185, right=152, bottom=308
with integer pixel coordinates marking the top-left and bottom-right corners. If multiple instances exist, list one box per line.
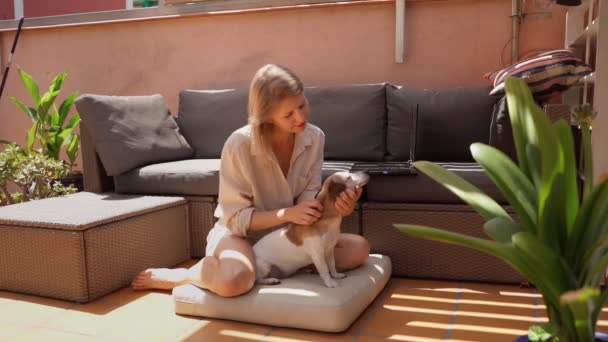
left=386, top=86, right=498, bottom=162
left=177, top=89, right=249, bottom=158
left=114, top=159, right=220, bottom=196
left=366, top=162, right=506, bottom=204
left=305, top=84, right=386, bottom=161
left=75, top=94, right=193, bottom=176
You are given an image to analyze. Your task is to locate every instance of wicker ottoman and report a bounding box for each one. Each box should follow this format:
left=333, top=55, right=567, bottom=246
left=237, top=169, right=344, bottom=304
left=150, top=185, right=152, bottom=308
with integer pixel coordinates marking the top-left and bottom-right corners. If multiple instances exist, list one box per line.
left=0, top=192, right=190, bottom=303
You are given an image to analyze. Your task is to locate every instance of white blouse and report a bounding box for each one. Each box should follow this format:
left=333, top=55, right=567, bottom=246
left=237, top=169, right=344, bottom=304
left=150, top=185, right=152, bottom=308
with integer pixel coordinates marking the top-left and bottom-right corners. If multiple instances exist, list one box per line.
left=208, top=123, right=325, bottom=247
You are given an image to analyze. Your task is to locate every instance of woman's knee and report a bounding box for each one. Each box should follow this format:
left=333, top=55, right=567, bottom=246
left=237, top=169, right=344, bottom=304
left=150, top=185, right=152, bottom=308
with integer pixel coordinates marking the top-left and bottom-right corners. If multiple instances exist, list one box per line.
left=213, top=262, right=255, bottom=297
left=353, top=235, right=370, bottom=265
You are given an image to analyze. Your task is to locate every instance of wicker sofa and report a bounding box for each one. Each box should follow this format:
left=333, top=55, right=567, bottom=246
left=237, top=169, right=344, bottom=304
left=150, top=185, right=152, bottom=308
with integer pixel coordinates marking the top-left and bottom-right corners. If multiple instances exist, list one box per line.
left=80, top=83, right=524, bottom=284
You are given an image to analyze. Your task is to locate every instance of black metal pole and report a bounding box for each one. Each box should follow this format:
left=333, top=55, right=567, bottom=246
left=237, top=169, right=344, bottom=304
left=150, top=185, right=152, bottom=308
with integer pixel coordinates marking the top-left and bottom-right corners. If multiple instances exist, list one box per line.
left=0, top=17, right=25, bottom=102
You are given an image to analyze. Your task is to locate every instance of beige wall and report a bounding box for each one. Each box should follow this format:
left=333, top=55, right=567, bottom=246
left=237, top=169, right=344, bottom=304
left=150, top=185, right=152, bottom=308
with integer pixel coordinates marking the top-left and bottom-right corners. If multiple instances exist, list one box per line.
left=0, top=0, right=567, bottom=170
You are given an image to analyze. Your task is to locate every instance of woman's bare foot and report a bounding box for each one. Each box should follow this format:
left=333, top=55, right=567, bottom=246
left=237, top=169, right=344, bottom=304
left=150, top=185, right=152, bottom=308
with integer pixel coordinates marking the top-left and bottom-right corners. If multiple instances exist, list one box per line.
left=131, top=268, right=189, bottom=290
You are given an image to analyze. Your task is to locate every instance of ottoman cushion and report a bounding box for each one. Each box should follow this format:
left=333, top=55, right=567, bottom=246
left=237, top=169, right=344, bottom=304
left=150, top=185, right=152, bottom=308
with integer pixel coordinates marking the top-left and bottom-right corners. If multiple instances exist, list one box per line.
left=0, top=192, right=189, bottom=302
left=172, top=254, right=391, bottom=332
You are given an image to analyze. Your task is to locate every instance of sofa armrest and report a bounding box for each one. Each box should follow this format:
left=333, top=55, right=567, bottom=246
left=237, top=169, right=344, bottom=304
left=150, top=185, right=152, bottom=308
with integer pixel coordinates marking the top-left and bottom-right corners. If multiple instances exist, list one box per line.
left=81, top=125, right=114, bottom=193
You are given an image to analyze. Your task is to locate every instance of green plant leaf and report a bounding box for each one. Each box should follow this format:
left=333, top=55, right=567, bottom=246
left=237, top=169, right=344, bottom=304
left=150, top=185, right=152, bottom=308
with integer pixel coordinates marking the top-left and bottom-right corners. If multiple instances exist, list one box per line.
left=505, top=77, right=532, bottom=179
left=37, top=90, right=61, bottom=124
left=51, top=105, right=60, bottom=128
left=584, top=252, right=608, bottom=285
left=25, top=121, right=38, bottom=154
left=526, top=144, right=542, bottom=190
left=511, top=232, right=576, bottom=292
left=508, top=78, right=564, bottom=252
left=567, top=180, right=608, bottom=269
left=560, top=288, right=600, bottom=342
left=555, top=120, right=579, bottom=234
left=582, top=125, right=593, bottom=201
left=413, top=161, right=512, bottom=222
left=66, top=134, right=79, bottom=164
left=46, top=143, right=60, bottom=161
left=65, top=114, right=80, bottom=130
left=484, top=217, right=524, bottom=243
left=57, top=91, right=78, bottom=128
left=17, top=69, right=41, bottom=105
left=9, top=96, right=38, bottom=122
left=471, top=143, right=536, bottom=232
left=528, top=325, right=552, bottom=341
left=540, top=173, right=567, bottom=255
left=48, top=72, right=67, bottom=93
left=576, top=183, right=608, bottom=284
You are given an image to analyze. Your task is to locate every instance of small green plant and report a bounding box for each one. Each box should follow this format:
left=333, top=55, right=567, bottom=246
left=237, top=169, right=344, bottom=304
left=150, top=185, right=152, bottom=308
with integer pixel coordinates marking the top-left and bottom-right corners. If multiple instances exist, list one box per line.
left=572, top=103, right=598, bottom=126
left=0, top=143, right=76, bottom=206
left=4, top=69, right=80, bottom=173
left=396, top=77, right=605, bottom=341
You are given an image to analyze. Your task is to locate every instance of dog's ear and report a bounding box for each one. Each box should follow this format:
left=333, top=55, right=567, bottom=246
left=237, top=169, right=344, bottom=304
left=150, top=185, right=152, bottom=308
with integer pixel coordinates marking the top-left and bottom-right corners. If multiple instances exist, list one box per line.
left=327, top=180, right=346, bottom=199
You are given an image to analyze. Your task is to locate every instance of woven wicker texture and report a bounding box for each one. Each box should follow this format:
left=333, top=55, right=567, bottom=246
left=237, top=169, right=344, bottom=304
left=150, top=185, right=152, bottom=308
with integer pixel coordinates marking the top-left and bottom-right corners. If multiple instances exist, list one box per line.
left=81, top=125, right=114, bottom=193
left=341, top=207, right=361, bottom=235
left=0, top=226, right=88, bottom=302
left=85, top=205, right=189, bottom=301
left=187, top=197, right=217, bottom=257
left=0, top=192, right=186, bottom=230
left=544, top=104, right=572, bottom=124
left=362, top=202, right=525, bottom=283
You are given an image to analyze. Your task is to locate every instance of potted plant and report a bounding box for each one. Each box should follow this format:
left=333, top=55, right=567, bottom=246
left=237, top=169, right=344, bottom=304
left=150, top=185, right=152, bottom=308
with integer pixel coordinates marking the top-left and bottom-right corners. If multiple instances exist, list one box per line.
left=3, top=69, right=82, bottom=190
left=0, top=143, right=77, bottom=206
left=395, top=77, right=607, bottom=341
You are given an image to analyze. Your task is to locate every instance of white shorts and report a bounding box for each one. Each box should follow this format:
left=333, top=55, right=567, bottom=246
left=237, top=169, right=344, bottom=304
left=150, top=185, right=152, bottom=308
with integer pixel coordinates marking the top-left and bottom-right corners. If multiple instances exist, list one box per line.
left=205, top=226, right=231, bottom=256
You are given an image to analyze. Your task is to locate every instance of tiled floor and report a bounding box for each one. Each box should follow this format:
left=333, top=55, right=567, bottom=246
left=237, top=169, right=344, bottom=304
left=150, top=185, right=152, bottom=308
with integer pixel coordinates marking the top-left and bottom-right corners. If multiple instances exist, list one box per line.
left=1, top=261, right=607, bottom=342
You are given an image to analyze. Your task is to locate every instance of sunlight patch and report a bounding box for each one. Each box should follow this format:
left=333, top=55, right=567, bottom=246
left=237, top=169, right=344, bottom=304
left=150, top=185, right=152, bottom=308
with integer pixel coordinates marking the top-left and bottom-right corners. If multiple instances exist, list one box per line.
left=258, top=288, right=319, bottom=297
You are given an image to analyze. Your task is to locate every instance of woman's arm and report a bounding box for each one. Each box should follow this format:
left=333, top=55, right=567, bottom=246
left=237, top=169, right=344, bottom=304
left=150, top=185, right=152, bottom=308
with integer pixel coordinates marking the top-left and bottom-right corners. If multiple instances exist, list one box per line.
left=249, top=200, right=323, bottom=231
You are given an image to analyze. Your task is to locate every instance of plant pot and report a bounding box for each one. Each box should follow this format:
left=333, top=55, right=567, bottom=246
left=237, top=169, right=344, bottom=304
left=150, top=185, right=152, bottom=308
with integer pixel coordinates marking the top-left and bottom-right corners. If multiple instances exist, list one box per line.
left=59, top=171, right=84, bottom=192
left=515, top=332, right=608, bottom=341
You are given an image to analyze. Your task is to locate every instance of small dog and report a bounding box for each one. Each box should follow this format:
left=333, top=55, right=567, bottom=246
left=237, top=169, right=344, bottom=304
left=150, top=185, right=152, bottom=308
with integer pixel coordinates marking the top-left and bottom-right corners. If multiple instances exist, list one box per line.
left=253, top=171, right=370, bottom=288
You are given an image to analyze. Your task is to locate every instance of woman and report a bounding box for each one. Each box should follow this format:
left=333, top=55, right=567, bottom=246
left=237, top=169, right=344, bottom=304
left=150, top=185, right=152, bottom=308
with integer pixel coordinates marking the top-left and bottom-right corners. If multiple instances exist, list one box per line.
left=131, top=64, right=369, bottom=297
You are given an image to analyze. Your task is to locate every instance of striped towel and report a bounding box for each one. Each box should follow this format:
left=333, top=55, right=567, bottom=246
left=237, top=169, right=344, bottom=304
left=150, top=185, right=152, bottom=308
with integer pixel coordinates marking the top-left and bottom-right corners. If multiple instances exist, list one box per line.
left=485, top=49, right=593, bottom=98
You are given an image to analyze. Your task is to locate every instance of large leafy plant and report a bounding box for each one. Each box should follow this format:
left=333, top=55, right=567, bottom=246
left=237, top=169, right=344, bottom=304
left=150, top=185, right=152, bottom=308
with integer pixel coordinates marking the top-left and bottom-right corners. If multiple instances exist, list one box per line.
left=0, top=144, right=76, bottom=206
left=395, top=77, right=605, bottom=341
left=5, top=69, right=80, bottom=173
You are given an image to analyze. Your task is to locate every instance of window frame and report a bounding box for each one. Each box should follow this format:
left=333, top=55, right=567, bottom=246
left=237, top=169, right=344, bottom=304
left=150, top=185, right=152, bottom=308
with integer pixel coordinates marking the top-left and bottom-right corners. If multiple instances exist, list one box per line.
left=0, top=0, right=387, bottom=31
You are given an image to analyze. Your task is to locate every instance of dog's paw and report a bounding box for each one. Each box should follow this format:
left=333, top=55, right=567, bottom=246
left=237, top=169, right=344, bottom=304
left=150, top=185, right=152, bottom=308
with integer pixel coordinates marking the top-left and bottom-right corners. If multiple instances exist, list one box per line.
left=331, top=272, right=347, bottom=279
left=257, top=278, right=281, bottom=285
left=323, top=278, right=339, bottom=288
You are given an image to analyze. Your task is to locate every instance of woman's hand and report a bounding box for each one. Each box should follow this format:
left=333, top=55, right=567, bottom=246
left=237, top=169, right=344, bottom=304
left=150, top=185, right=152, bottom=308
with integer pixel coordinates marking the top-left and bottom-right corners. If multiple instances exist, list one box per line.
left=335, top=186, right=362, bottom=216
left=282, top=200, right=324, bottom=225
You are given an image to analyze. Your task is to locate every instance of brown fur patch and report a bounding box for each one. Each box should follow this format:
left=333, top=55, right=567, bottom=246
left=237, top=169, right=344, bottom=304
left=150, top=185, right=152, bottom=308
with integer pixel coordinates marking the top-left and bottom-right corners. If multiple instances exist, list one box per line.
left=285, top=225, right=304, bottom=246
left=328, top=181, right=346, bottom=199
left=284, top=176, right=345, bottom=246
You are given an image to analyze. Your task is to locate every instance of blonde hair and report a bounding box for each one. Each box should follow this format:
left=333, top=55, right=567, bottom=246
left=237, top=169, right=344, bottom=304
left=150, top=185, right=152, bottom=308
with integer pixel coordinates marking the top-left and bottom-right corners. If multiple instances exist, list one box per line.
left=248, top=64, right=304, bottom=158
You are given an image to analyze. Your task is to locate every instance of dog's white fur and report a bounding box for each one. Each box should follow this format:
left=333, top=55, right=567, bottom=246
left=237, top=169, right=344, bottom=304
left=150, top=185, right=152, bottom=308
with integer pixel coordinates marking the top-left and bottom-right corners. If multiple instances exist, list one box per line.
left=253, top=171, right=369, bottom=288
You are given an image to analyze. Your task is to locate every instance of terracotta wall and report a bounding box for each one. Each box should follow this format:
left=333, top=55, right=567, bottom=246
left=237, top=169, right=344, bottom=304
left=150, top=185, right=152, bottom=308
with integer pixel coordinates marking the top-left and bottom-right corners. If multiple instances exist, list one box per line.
left=0, top=0, right=567, bottom=170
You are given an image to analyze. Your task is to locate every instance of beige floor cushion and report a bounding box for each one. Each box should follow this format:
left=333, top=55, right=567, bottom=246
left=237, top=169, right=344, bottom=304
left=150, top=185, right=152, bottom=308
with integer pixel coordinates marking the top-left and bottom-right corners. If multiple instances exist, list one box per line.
left=173, top=254, right=391, bottom=332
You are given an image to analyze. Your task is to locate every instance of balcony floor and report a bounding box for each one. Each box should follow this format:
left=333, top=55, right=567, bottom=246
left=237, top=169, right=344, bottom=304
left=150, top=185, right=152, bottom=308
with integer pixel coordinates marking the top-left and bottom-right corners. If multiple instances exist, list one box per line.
left=1, top=260, right=607, bottom=342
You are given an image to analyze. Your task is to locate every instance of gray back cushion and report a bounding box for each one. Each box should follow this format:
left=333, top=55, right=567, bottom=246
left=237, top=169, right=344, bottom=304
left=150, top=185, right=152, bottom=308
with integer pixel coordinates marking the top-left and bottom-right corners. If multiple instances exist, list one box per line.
left=386, top=85, right=498, bottom=162
left=75, top=94, right=194, bottom=176
left=177, top=89, right=249, bottom=158
left=305, top=84, right=387, bottom=161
